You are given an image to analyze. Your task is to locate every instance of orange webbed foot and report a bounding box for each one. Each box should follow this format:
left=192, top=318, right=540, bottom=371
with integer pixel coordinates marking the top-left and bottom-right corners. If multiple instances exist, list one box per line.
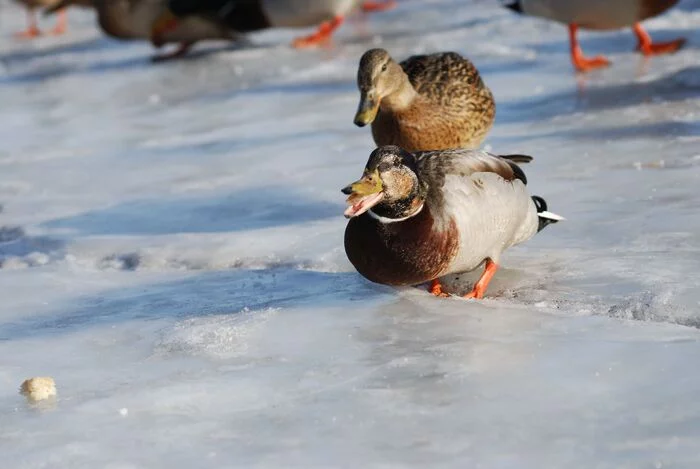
left=50, top=24, right=67, bottom=36
left=429, top=279, right=450, bottom=298
left=637, top=38, right=686, bottom=55
left=463, top=260, right=499, bottom=300
left=15, top=27, right=41, bottom=39
left=361, top=0, right=397, bottom=13
left=572, top=54, right=611, bottom=72
left=292, top=15, right=344, bottom=48
left=633, top=23, right=685, bottom=56
left=568, top=23, right=611, bottom=73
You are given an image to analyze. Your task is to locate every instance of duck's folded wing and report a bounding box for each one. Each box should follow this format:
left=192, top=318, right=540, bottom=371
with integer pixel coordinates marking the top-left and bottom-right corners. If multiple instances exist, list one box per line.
left=417, top=149, right=532, bottom=187
left=400, top=53, right=488, bottom=106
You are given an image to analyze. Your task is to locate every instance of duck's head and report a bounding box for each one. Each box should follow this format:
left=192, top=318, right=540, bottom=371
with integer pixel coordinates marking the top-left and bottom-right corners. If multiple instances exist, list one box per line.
left=342, top=146, right=425, bottom=221
left=354, top=48, right=406, bottom=127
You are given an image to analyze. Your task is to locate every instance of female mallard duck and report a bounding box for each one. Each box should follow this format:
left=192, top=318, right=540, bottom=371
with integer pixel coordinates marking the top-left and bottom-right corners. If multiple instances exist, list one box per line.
left=505, top=0, right=685, bottom=72
left=14, top=0, right=93, bottom=38
left=353, top=48, right=495, bottom=152
left=150, top=0, right=397, bottom=51
left=343, top=145, right=563, bottom=299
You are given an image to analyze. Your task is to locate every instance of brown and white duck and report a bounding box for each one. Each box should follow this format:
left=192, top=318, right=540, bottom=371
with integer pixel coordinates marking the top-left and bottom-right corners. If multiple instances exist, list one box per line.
left=353, top=48, right=495, bottom=152
left=343, top=145, right=563, bottom=299
left=505, top=0, right=686, bottom=72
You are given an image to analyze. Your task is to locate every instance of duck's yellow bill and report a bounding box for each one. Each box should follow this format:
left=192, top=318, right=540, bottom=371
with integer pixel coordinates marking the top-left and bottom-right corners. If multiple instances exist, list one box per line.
left=342, top=169, right=384, bottom=218
left=353, top=94, right=380, bottom=127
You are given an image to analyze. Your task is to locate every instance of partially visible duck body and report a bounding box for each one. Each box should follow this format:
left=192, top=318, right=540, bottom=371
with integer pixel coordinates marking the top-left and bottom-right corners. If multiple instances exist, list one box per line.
left=151, top=0, right=397, bottom=53
left=354, top=49, right=495, bottom=152
left=505, top=0, right=685, bottom=72
left=13, top=0, right=93, bottom=38
left=342, top=146, right=563, bottom=299
left=46, top=0, right=237, bottom=61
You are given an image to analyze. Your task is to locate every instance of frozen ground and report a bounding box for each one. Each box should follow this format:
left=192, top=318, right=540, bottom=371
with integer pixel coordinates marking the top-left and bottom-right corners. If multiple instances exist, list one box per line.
left=1, top=0, right=700, bottom=467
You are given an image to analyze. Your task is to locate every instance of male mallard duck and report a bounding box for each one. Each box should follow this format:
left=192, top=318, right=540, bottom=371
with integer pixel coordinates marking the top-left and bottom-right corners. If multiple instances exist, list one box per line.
left=504, top=0, right=686, bottom=72
left=353, top=49, right=495, bottom=152
left=13, top=0, right=92, bottom=38
left=343, top=145, right=562, bottom=299
left=150, top=0, right=397, bottom=51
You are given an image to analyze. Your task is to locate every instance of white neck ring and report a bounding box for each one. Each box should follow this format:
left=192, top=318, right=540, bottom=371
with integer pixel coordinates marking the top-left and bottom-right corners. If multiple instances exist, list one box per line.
left=368, top=203, right=424, bottom=224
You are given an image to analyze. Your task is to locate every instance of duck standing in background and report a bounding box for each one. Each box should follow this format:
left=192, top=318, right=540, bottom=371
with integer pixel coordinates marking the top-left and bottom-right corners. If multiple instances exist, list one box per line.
left=150, top=0, right=397, bottom=50
left=46, top=0, right=237, bottom=61
left=342, top=146, right=562, bottom=299
left=13, top=0, right=92, bottom=38
left=504, top=0, right=686, bottom=72
left=354, top=48, right=495, bottom=152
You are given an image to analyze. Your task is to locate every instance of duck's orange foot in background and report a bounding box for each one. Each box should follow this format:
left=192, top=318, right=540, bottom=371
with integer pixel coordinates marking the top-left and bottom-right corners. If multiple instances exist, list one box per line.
left=633, top=23, right=685, bottom=56
left=429, top=279, right=449, bottom=298
left=292, top=15, right=344, bottom=48
left=15, top=8, right=41, bottom=39
left=361, top=0, right=398, bottom=13
left=464, top=259, right=499, bottom=300
left=568, top=23, right=610, bottom=72
left=15, top=27, right=41, bottom=39
left=49, top=10, right=68, bottom=35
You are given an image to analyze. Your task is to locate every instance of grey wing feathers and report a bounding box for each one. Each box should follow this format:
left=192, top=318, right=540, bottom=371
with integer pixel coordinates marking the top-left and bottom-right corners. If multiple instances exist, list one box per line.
left=417, top=149, right=532, bottom=185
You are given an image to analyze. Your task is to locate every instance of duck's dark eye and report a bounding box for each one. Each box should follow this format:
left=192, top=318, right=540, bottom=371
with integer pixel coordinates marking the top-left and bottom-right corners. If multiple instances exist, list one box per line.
left=381, top=64, right=388, bottom=72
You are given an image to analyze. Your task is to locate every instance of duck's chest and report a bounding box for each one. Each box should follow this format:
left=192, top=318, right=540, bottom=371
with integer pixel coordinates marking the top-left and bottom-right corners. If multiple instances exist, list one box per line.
left=371, top=105, right=479, bottom=152
left=344, top=207, right=459, bottom=286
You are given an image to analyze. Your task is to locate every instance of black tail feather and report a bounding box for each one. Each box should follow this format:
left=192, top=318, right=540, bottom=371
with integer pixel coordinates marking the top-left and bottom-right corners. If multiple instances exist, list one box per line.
left=504, top=1, right=523, bottom=13
left=532, top=196, right=559, bottom=232
left=500, top=154, right=532, bottom=185
left=501, top=154, right=533, bottom=164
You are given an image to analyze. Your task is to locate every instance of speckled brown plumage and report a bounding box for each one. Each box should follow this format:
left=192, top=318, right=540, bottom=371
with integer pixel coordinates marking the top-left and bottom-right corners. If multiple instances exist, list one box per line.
left=344, top=203, right=459, bottom=286
left=367, top=51, right=495, bottom=152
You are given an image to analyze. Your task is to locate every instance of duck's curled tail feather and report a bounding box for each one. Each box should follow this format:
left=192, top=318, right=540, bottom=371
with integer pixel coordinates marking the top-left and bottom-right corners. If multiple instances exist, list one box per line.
left=532, top=195, right=565, bottom=232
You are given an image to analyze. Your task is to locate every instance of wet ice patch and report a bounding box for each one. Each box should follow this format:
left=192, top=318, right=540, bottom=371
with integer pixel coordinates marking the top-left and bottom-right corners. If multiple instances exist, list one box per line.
left=608, top=290, right=700, bottom=329
left=155, top=307, right=279, bottom=360
left=0, top=225, right=62, bottom=269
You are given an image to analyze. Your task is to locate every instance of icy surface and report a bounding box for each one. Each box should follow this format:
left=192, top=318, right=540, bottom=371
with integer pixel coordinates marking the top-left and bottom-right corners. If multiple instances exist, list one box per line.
left=1, top=0, right=700, bottom=467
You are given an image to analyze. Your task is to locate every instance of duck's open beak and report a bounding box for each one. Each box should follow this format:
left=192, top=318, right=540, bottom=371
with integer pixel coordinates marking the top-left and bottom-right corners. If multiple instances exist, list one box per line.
left=341, top=169, right=384, bottom=218
left=354, top=92, right=380, bottom=127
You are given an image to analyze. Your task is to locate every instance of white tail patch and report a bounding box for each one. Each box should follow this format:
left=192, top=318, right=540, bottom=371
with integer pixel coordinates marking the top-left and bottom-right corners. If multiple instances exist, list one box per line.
left=538, top=211, right=566, bottom=221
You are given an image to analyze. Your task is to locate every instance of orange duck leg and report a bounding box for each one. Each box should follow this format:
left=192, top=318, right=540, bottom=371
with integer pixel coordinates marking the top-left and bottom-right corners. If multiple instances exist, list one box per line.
left=568, top=23, right=610, bottom=72
left=633, top=23, right=685, bottom=56
left=292, top=15, right=345, bottom=48
left=15, top=8, right=41, bottom=39
left=464, top=259, right=499, bottom=300
left=50, top=9, right=68, bottom=35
